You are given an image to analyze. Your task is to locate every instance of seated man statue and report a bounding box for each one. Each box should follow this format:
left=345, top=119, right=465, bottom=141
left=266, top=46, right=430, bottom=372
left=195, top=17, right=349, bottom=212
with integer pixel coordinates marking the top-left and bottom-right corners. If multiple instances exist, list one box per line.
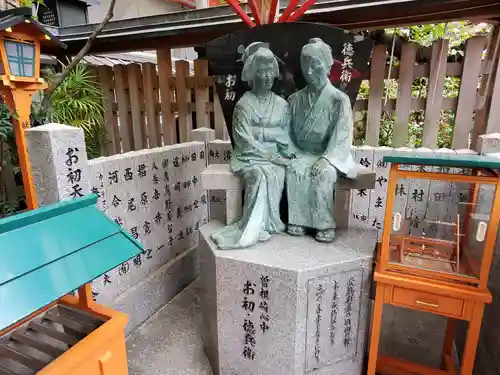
left=286, top=37, right=359, bottom=243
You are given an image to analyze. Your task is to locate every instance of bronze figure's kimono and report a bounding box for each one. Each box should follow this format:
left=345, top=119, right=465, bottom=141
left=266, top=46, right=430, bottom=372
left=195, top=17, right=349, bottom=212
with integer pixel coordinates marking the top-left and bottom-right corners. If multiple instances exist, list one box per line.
left=287, top=38, right=358, bottom=243
left=211, top=42, right=295, bottom=250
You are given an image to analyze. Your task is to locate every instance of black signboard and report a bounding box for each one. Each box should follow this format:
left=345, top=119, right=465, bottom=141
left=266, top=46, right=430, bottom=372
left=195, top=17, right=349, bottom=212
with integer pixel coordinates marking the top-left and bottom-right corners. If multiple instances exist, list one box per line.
left=200, top=22, right=374, bottom=143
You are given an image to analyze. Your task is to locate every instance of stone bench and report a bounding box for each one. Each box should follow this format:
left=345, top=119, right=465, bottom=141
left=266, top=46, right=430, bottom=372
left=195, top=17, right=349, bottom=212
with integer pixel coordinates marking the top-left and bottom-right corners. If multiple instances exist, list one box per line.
left=201, top=163, right=376, bottom=225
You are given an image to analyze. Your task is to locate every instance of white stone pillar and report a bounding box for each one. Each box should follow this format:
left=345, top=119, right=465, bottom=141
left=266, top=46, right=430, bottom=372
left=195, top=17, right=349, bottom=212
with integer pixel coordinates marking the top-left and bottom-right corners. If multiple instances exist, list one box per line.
left=477, top=133, right=500, bottom=155
left=25, top=123, right=90, bottom=206
left=191, top=127, right=216, bottom=144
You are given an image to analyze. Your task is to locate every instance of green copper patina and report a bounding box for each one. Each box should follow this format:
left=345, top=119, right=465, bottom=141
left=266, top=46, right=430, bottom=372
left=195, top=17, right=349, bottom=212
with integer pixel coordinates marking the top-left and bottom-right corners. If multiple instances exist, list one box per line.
left=211, top=42, right=295, bottom=250
left=287, top=38, right=358, bottom=243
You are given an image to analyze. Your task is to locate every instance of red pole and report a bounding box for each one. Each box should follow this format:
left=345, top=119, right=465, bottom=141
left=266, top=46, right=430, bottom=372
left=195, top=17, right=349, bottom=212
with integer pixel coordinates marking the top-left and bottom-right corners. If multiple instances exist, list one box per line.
left=226, top=0, right=255, bottom=27
left=287, top=0, right=317, bottom=22
left=277, top=0, right=299, bottom=22
left=248, top=0, right=262, bottom=25
left=267, top=0, right=279, bottom=24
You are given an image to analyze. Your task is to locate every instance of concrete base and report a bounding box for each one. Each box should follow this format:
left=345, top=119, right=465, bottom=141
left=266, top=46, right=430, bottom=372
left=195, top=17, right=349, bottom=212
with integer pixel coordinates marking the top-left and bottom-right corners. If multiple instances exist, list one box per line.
left=127, top=279, right=213, bottom=375
left=199, top=221, right=377, bottom=375
left=378, top=305, right=447, bottom=369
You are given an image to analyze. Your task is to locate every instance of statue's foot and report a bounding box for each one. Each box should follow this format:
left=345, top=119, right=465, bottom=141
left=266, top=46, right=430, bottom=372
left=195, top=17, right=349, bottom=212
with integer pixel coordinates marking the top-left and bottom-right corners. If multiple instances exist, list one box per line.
left=287, top=225, right=306, bottom=236
left=258, top=230, right=271, bottom=243
left=315, top=229, right=335, bottom=243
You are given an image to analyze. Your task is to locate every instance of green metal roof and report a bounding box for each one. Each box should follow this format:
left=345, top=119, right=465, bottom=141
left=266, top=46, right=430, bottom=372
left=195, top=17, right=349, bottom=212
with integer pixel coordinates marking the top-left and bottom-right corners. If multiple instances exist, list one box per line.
left=383, top=153, right=500, bottom=169
left=0, top=195, right=143, bottom=331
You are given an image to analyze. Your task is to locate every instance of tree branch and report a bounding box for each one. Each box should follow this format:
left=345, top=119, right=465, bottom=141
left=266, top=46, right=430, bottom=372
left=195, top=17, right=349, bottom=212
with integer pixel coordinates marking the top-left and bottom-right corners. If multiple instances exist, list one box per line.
left=41, top=0, right=117, bottom=112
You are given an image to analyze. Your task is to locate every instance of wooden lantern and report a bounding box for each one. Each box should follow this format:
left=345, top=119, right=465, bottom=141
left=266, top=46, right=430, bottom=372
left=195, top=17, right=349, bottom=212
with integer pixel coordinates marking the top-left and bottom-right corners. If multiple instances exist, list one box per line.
left=0, top=7, right=66, bottom=211
left=367, top=152, right=500, bottom=375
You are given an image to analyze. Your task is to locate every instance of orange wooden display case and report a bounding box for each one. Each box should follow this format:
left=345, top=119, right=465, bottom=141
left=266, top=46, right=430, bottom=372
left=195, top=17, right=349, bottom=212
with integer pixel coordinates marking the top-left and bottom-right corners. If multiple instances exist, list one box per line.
left=366, top=153, right=500, bottom=375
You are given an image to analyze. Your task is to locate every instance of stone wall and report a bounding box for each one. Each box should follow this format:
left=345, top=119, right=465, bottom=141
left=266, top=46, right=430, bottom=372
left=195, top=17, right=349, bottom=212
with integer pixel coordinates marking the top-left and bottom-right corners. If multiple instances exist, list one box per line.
left=26, top=124, right=209, bottom=335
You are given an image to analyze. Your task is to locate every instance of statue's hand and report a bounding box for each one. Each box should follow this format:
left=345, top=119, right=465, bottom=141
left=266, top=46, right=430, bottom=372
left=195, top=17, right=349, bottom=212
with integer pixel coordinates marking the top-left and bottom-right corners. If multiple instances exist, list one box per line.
left=269, top=154, right=292, bottom=167
left=277, top=143, right=296, bottom=160
left=311, top=158, right=330, bottom=176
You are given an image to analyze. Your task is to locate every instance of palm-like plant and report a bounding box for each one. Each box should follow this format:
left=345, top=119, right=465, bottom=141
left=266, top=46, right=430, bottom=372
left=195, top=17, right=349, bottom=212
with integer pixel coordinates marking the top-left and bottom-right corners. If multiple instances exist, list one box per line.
left=43, top=63, right=106, bottom=159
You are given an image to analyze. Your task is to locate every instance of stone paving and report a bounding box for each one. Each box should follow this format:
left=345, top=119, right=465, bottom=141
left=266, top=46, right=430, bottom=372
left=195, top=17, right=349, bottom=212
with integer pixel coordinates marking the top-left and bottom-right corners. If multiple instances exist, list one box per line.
left=127, top=280, right=213, bottom=375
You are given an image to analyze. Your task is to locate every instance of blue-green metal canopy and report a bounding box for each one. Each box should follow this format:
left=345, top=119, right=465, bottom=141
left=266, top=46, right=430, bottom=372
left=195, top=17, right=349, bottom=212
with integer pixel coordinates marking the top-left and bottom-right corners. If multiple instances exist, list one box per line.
left=0, top=195, right=143, bottom=331
left=383, top=153, right=500, bottom=170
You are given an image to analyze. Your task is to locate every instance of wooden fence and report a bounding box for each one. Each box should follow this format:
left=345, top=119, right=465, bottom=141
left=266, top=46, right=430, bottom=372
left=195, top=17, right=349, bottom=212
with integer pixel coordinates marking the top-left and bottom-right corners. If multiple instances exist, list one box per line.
left=80, top=36, right=500, bottom=157
left=91, top=58, right=228, bottom=157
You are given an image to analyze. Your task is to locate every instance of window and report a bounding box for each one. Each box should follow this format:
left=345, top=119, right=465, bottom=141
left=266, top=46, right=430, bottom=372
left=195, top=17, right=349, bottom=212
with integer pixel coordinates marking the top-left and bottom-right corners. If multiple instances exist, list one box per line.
left=4, top=40, right=35, bottom=77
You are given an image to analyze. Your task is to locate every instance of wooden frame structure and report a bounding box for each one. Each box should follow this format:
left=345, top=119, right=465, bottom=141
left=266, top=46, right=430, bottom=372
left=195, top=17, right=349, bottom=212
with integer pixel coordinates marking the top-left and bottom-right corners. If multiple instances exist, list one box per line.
left=367, top=153, right=500, bottom=375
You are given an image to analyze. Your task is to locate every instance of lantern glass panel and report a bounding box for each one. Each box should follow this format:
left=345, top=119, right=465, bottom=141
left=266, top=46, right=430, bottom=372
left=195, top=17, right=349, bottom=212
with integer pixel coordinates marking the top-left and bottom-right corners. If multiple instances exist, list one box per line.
left=387, top=166, right=493, bottom=279
left=4, top=40, right=35, bottom=78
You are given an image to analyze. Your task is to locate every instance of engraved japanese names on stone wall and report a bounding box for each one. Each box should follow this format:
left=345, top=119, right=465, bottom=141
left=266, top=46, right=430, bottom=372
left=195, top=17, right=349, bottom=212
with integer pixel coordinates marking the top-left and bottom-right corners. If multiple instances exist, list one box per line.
left=88, top=143, right=208, bottom=304
left=241, top=275, right=271, bottom=361
left=305, top=270, right=362, bottom=372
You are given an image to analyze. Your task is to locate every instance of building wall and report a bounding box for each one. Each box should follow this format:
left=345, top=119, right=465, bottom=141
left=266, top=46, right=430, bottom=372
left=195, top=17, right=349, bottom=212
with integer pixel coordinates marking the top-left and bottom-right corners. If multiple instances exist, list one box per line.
left=88, top=0, right=183, bottom=23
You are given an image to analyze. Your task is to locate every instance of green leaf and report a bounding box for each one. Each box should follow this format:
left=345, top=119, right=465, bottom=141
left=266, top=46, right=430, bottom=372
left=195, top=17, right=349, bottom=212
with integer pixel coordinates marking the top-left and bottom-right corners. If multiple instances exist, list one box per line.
left=44, top=62, right=107, bottom=159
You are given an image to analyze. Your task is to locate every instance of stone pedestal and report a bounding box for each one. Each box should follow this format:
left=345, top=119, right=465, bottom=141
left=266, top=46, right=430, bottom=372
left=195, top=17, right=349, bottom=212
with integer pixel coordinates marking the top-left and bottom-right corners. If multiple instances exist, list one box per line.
left=199, top=221, right=377, bottom=375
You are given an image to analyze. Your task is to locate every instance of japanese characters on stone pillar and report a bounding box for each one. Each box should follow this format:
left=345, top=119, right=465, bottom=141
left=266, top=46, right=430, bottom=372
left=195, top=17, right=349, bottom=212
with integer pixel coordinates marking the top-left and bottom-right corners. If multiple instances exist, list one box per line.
left=25, top=123, right=90, bottom=206
left=369, top=147, right=393, bottom=238
left=207, top=140, right=233, bottom=223
left=350, top=146, right=374, bottom=229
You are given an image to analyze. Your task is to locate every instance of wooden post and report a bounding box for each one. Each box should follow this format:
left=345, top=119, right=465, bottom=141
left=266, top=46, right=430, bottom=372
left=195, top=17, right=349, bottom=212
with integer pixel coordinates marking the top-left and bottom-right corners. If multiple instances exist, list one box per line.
left=393, top=43, right=417, bottom=147
left=471, top=26, right=500, bottom=149
left=194, top=60, right=210, bottom=129
left=452, top=37, right=486, bottom=149
left=484, top=49, right=500, bottom=136
left=175, top=60, right=192, bottom=143
left=113, top=64, right=133, bottom=152
left=127, top=63, right=147, bottom=150
left=157, top=48, right=176, bottom=145
left=143, top=62, right=161, bottom=147
left=365, top=44, right=387, bottom=146
left=422, top=39, right=449, bottom=149
left=2, top=88, right=38, bottom=210
left=96, top=66, right=120, bottom=155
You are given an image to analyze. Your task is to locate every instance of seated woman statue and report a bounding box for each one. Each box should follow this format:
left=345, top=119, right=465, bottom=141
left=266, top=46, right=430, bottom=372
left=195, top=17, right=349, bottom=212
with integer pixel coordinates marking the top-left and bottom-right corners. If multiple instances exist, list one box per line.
left=286, top=37, right=358, bottom=243
left=211, top=42, right=295, bottom=250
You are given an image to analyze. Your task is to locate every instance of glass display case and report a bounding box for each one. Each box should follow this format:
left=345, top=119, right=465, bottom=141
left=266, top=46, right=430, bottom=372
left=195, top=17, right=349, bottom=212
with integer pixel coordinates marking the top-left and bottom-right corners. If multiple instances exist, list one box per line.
left=378, top=153, right=500, bottom=288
